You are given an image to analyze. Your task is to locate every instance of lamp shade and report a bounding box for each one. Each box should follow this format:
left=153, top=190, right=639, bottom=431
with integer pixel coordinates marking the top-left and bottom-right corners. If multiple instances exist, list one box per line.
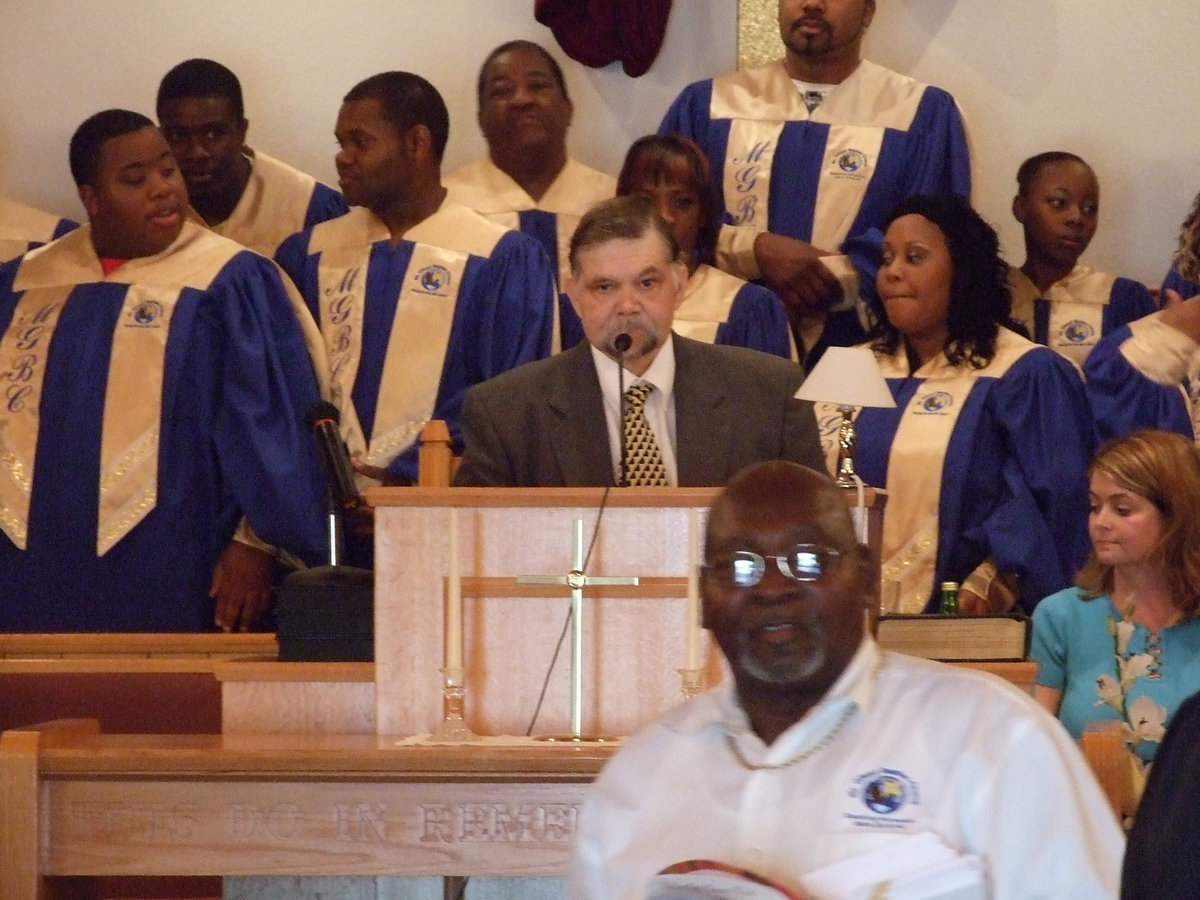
left=794, top=346, right=895, bottom=409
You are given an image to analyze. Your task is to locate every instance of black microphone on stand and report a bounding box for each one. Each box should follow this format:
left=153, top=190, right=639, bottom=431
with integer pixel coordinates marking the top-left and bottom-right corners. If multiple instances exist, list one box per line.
left=305, top=400, right=361, bottom=510
left=614, top=332, right=632, bottom=487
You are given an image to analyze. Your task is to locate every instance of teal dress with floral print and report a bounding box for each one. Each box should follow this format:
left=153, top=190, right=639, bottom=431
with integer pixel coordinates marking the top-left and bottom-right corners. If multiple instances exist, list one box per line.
left=1031, top=587, right=1200, bottom=761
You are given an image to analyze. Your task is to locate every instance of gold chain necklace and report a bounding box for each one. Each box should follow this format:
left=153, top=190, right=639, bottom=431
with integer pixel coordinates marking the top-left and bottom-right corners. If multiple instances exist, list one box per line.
left=725, top=704, right=855, bottom=771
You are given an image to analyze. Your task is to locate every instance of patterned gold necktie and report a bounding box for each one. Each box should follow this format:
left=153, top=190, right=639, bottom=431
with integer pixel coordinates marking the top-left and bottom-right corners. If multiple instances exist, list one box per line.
left=621, top=382, right=668, bottom=486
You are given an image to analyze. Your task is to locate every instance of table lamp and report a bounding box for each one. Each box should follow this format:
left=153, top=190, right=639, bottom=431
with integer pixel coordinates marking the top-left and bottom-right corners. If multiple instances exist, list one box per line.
left=795, top=346, right=895, bottom=488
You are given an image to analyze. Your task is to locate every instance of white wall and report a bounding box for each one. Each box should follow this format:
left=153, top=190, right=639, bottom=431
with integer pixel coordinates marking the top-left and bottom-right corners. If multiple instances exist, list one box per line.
left=862, top=0, right=1200, bottom=285
left=2, top=0, right=1197, bottom=285
left=0, top=0, right=733, bottom=218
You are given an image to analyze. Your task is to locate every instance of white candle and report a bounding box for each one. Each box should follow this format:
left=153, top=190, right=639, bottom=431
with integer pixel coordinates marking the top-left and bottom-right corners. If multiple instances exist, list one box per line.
left=685, top=508, right=701, bottom=671
left=446, top=507, right=463, bottom=671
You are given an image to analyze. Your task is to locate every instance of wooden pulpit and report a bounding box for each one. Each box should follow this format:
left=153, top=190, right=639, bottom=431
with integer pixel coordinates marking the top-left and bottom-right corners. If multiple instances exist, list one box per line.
left=370, top=484, right=886, bottom=739
left=373, top=487, right=721, bottom=738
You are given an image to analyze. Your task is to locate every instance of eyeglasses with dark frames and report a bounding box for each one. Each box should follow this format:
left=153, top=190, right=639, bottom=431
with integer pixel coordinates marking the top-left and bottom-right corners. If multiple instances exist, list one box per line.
left=703, top=544, right=841, bottom=588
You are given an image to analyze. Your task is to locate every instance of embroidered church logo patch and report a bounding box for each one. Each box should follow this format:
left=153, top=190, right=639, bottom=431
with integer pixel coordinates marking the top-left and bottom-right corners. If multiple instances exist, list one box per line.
left=834, top=149, right=868, bottom=175
left=917, top=391, right=953, bottom=414
left=129, top=300, right=163, bottom=327
left=416, top=265, right=451, bottom=295
left=843, top=768, right=920, bottom=831
left=1059, top=320, right=1095, bottom=344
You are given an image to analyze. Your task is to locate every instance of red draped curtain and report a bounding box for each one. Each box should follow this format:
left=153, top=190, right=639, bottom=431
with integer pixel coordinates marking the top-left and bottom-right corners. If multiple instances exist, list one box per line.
left=535, top=0, right=675, bottom=77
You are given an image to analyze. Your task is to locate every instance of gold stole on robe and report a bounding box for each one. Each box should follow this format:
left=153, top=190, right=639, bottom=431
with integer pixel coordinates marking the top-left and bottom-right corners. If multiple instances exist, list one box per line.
left=713, top=60, right=924, bottom=250
left=445, top=156, right=616, bottom=353
left=309, top=203, right=505, bottom=466
left=673, top=264, right=798, bottom=359
left=816, top=332, right=1034, bottom=612
left=0, top=223, right=241, bottom=553
left=0, top=195, right=67, bottom=264
left=1007, top=265, right=1117, bottom=367
left=206, top=149, right=322, bottom=258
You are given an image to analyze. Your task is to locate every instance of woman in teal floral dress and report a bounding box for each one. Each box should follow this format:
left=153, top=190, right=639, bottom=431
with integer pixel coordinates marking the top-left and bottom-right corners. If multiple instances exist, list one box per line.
left=1031, top=429, right=1200, bottom=763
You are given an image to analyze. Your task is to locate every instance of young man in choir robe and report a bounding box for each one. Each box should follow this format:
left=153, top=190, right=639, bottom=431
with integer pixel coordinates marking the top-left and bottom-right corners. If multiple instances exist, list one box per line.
left=659, top=0, right=970, bottom=368
left=454, top=196, right=823, bottom=488
left=444, top=40, right=615, bottom=349
left=0, top=195, right=78, bottom=264
left=569, top=461, right=1122, bottom=900
left=0, top=110, right=329, bottom=632
left=156, top=58, right=348, bottom=257
left=275, top=71, right=555, bottom=495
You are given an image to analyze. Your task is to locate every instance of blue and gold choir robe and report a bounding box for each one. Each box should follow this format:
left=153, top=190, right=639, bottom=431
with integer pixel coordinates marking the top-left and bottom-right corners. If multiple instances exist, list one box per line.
left=1006, top=265, right=1155, bottom=368
left=0, top=195, right=78, bottom=264
left=1084, top=314, right=1198, bottom=442
left=196, top=148, right=347, bottom=258
left=0, top=223, right=328, bottom=631
left=275, top=201, right=555, bottom=484
left=660, top=59, right=971, bottom=366
left=445, top=156, right=614, bottom=352
left=815, top=329, right=1092, bottom=614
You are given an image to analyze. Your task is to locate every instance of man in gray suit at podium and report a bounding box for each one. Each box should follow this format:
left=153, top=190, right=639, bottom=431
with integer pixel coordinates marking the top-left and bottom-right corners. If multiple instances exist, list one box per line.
left=455, top=196, right=824, bottom=487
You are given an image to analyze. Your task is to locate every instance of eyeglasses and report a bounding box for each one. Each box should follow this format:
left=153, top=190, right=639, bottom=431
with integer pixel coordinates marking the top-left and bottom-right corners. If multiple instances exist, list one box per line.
left=703, top=544, right=841, bottom=588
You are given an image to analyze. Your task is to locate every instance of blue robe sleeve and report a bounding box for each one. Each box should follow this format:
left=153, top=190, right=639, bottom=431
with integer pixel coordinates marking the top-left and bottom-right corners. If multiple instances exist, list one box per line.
left=274, top=230, right=320, bottom=321
left=981, top=350, right=1093, bottom=612
left=841, top=88, right=971, bottom=310
left=1103, top=277, right=1156, bottom=334
left=209, top=252, right=328, bottom=564
left=384, top=229, right=555, bottom=483
left=714, top=280, right=793, bottom=359
left=1083, top=324, right=1194, bottom=443
left=303, top=184, right=351, bottom=231
left=1162, top=265, right=1200, bottom=301
left=658, top=81, right=726, bottom=216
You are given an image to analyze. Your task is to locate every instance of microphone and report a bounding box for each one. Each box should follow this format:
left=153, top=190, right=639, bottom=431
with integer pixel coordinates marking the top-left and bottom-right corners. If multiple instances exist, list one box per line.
left=614, top=333, right=632, bottom=487
left=305, top=400, right=361, bottom=510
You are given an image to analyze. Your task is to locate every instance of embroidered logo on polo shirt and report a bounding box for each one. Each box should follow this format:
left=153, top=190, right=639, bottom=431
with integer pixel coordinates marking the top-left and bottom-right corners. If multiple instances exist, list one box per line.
left=1059, top=320, right=1095, bottom=344
left=416, top=265, right=451, bottom=296
left=843, top=768, right=920, bottom=830
left=128, top=300, right=164, bottom=327
left=916, top=391, right=953, bottom=414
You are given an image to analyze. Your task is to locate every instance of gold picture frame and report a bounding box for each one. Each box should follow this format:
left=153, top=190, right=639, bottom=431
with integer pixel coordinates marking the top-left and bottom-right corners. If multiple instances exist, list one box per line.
left=738, top=0, right=784, bottom=69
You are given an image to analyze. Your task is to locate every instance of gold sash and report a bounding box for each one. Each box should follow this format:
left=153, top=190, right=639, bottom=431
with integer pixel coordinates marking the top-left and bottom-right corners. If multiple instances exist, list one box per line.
left=714, top=60, right=924, bottom=251
left=672, top=264, right=747, bottom=345
left=0, top=285, right=70, bottom=549
left=208, top=149, right=321, bottom=257
left=0, top=196, right=65, bottom=263
left=310, top=203, right=503, bottom=466
left=446, top=157, right=614, bottom=350
left=1007, top=265, right=1117, bottom=367
left=2, top=223, right=241, bottom=553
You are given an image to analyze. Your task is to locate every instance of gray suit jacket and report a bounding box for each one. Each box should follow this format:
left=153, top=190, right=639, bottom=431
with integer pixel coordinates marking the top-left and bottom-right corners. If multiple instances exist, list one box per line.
left=454, top=334, right=824, bottom=487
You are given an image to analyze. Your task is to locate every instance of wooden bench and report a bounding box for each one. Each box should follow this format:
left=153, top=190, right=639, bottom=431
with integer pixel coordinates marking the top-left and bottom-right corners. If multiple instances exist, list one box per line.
left=0, top=633, right=277, bottom=735
left=0, top=719, right=614, bottom=899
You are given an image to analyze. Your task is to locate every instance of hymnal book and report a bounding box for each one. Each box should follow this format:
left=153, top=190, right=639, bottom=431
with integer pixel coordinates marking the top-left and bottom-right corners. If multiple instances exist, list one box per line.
left=875, top=613, right=1028, bottom=661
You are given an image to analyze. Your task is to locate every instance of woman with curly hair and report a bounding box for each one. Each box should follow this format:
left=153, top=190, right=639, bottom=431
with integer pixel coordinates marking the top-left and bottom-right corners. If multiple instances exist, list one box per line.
left=1161, top=189, right=1200, bottom=299
left=1031, top=429, right=1200, bottom=763
left=812, top=194, right=1094, bottom=614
